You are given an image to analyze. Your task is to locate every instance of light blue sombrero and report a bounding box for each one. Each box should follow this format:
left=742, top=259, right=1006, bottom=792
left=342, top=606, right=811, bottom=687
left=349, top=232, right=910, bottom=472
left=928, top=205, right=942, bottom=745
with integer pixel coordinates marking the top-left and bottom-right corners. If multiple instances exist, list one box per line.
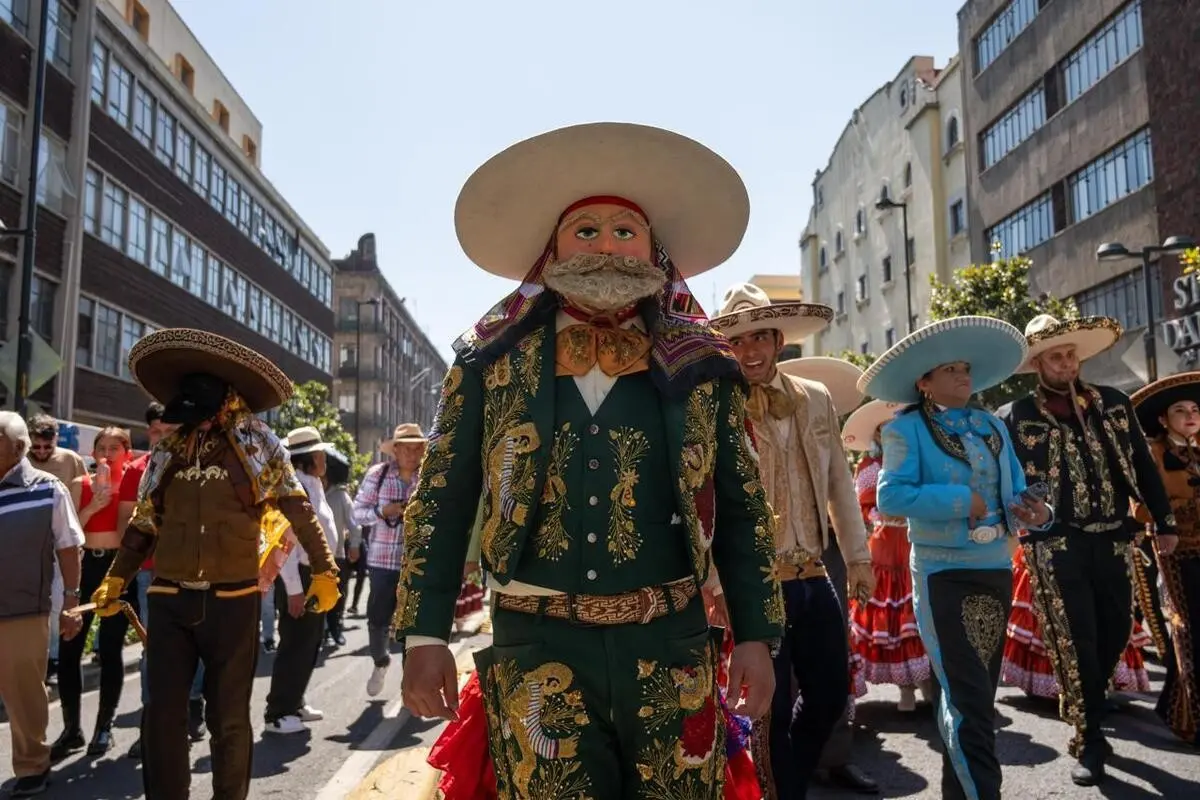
left=856, top=316, right=1028, bottom=404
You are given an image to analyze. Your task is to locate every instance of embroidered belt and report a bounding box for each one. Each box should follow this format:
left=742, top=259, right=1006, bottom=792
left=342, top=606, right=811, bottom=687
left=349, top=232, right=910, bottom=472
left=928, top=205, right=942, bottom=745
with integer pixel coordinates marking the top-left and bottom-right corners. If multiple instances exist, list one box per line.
left=877, top=515, right=908, bottom=528
left=777, top=559, right=827, bottom=582
left=494, top=577, right=697, bottom=626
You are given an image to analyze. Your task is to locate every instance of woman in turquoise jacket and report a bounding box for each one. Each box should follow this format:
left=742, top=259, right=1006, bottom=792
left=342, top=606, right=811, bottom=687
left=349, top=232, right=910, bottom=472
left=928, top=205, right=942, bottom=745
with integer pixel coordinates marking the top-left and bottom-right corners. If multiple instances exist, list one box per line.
left=858, top=316, right=1052, bottom=800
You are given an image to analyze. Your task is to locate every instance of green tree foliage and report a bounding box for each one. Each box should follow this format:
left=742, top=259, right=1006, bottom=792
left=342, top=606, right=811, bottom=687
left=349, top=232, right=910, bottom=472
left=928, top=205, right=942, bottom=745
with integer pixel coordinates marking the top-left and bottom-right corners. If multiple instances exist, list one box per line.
left=927, top=254, right=1078, bottom=410
left=271, top=381, right=371, bottom=488
left=831, top=349, right=877, bottom=375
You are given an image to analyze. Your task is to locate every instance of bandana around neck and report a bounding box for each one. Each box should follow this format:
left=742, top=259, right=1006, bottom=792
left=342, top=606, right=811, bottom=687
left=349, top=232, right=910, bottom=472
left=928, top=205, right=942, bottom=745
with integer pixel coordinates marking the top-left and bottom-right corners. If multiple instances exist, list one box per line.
left=453, top=236, right=744, bottom=398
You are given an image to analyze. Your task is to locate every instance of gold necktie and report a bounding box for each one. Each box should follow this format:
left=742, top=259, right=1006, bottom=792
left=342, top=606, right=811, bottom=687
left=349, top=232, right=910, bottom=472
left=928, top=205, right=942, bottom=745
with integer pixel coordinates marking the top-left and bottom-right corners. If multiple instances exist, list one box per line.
left=555, top=324, right=652, bottom=378
left=747, top=384, right=795, bottom=422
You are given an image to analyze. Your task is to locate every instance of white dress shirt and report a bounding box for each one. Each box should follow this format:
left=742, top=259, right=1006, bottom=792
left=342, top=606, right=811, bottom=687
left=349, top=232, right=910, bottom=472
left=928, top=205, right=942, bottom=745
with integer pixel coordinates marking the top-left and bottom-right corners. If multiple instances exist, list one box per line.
left=280, top=471, right=339, bottom=596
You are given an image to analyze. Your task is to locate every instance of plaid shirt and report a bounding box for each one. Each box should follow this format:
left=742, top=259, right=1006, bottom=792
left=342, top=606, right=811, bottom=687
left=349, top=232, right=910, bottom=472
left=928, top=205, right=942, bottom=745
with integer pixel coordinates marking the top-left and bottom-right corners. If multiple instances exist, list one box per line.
left=352, top=461, right=414, bottom=571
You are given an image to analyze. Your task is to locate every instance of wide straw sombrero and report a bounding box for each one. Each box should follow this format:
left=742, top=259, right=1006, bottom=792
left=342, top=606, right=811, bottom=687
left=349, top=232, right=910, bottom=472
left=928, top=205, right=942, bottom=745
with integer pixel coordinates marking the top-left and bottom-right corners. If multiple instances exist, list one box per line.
left=128, top=328, right=293, bottom=413
left=857, top=316, right=1027, bottom=404
left=380, top=423, right=428, bottom=454
left=842, top=400, right=906, bottom=451
left=1016, top=314, right=1122, bottom=373
left=778, top=357, right=864, bottom=417
left=709, top=283, right=833, bottom=343
left=284, top=427, right=325, bottom=456
left=454, top=122, right=750, bottom=280
left=1131, top=371, right=1200, bottom=437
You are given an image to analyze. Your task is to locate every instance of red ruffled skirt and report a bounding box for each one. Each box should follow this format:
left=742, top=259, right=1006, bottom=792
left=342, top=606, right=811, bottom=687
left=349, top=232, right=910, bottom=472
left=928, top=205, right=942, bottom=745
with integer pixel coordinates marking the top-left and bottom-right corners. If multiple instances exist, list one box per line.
left=430, top=631, right=762, bottom=800
left=849, top=524, right=930, bottom=688
left=1001, top=547, right=1151, bottom=698
left=454, top=579, right=485, bottom=623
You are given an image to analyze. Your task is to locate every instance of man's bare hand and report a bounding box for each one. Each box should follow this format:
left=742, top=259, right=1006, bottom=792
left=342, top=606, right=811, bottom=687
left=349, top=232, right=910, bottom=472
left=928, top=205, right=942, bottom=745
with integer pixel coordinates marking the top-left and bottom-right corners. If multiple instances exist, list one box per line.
left=287, top=593, right=305, bottom=619
left=1158, top=533, right=1180, bottom=557
left=402, top=644, right=459, bottom=721
left=381, top=502, right=406, bottom=519
left=726, top=641, right=775, bottom=719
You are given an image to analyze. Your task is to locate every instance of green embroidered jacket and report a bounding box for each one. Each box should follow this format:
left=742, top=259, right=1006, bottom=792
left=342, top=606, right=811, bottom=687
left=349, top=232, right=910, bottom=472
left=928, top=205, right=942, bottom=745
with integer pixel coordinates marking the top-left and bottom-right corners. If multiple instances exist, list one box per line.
left=395, top=324, right=784, bottom=644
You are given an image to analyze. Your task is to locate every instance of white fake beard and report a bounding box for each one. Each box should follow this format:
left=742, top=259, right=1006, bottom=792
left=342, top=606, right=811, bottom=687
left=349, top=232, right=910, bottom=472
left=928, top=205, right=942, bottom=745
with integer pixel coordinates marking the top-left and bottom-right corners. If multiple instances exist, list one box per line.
left=543, top=253, right=667, bottom=314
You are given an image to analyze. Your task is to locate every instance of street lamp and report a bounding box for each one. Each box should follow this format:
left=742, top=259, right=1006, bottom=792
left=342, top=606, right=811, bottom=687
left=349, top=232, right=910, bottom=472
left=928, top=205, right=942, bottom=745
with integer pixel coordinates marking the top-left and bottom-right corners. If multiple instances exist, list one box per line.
left=353, top=298, right=380, bottom=452
left=1097, top=235, right=1197, bottom=382
left=875, top=189, right=914, bottom=335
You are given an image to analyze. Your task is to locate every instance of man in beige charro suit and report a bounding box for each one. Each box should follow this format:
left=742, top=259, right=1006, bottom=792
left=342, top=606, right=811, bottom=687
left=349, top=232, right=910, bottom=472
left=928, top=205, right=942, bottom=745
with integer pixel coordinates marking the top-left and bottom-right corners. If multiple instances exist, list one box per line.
left=710, top=283, right=876, bottom=798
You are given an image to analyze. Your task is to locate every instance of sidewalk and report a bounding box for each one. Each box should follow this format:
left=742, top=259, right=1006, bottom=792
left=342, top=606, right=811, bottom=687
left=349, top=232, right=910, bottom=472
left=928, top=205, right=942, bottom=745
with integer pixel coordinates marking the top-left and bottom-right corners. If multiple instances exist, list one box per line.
left=346, top=642, right=482, bottom=800
left=0, top=643, right=143, bottom=723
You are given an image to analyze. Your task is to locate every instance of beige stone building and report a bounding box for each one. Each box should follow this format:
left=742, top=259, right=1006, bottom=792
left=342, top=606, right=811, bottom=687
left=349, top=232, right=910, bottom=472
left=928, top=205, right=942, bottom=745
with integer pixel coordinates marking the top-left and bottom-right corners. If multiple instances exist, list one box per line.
left=799, top=55, right=971, bottom=359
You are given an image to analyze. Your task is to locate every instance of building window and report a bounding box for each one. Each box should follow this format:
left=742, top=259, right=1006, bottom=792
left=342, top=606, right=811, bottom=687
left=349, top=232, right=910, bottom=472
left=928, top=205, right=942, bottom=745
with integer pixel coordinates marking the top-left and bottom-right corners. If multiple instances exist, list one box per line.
left=237, top=189, right=250, bottom=233
left=100, top=179, right=127, bottom=248
left=1074, top=264, right=1160, bottom=330
left=0, top=0, right=29, bottom=35
left=338, top=393, right=356, bottom=413
left=132, top=82, right=154, bottom=147
left=193, top=147, right=210, bottom=196
left=149, top=213, right=170, bottom=276
left=1068, top=128, right=1153, bottom=224
left=83, top=168, right=100, bottom=233
left=154, top=107, right=175, bottom=166
left=36, top=134, right=73, bottom=215
left=946, top=115, right=960, bottom=149
left=950, top=200, right=966, bottom=236
left=175, top=127, right=194, bottom=184
left=205, top=254, right=220, bottom=306
left=882, top=255, right=893, bottom=284
left=247, top=285, right=262, bottom=332
left=106, top=57, right=133, bottom=128
left=1063, top=1, right=1143, bottom=104
left=211, top=162, right=227, bottom=214
left=835, top=230, right=844, bottom=254
left=128, top=0, right=150, bottom=41
left=93, top=301, right=121, bottom=374
left=170, top=229, right=193, bottom=293
left=855, top=274, right=869, bottom=303
left=986, top=192, right=1055, bottom=259
left=225, top=177, right=241, bottom=224
left=189, top=241, right=205, bottom=299
left=981, top=85, right=1046, bottom=169
left=29, top=275, right=54, bottom=340
left=47, top=0, right=74, bottom=71
left=119, top=316, right=144, bottom=378
left=0, top=99, right=22, bottom=186
left=818, top=246, right=828, bottom=272
left=974, top=0, right=1040, bottom=74
left=213, top=100, right=230, bottom=133
left=90, top=41, right=107, bottom=107
left=174, top=54, right=195, bottom=94
left=855, top=208, right=865, bottom=236
left=76, top=296, right=93, bottom=367
left=126, top=197, right=148, bottom=263
left=243, top=136, right=258, bottom=165
left=906, top=237, right=916, bottom=266
left=836, top=290, right=846, bottom=316
left=885, top=327, right=896, bottom=348
left=903, top=162, right=913, bottom=189
left=816, top=186, right=824, bottom=211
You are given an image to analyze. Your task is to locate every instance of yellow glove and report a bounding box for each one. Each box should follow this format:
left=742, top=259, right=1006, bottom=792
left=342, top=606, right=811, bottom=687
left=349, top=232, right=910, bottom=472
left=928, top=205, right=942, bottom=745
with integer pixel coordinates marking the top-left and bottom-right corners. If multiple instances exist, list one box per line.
left=847, top=561, right=876, bottom=606
left=305, top=571, right=341, bottom=614
left=90, top=577, right=126, bottom=618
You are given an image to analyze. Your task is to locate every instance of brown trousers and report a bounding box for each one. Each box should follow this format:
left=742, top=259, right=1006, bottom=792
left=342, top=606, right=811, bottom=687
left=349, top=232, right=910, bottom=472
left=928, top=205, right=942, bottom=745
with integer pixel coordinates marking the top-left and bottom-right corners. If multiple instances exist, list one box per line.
left=142, top=581, right=260, bottom=800
left=0, top=614, right=51, bottom=777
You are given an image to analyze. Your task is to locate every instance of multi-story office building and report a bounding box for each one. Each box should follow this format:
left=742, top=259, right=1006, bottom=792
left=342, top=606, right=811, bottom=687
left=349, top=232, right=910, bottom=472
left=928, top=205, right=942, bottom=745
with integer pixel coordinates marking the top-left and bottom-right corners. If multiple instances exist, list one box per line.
left=800, top=55, right=970, bottom=359
left=957, top=0, right=1185, bottom=387
left=0, top=0, right=335, bottom=443
left=332, top=233, right=446, bottom=456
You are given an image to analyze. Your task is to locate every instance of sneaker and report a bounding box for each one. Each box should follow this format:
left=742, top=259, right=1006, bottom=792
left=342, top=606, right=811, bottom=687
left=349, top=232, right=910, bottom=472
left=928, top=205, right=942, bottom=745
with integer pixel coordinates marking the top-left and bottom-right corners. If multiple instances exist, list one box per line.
left=11, top=770, right=50, bottom=797
left=297, top=705, right=324, bottom=722
left=263, top=715, right=308, bottom=735
left=367, top=665, right=388, bottom=698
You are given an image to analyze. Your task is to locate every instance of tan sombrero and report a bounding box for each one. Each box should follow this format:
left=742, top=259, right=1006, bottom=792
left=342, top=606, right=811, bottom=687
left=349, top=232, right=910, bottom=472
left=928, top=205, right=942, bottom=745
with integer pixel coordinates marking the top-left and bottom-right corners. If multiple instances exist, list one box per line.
left=454, top=122, right=749, bottom=280
left=1131, top=371, right=1200, bottom=438
left=778, top=357, right=864, bottom=416
left=380, top=422, right=428, bottom=454
left=709, top=283, right=833, bottom=343
left=128, top=328, right=293, bottom=413
left=1017, top=314, right=1122, bottom=373
left=841, top=400, right=905, bottom=452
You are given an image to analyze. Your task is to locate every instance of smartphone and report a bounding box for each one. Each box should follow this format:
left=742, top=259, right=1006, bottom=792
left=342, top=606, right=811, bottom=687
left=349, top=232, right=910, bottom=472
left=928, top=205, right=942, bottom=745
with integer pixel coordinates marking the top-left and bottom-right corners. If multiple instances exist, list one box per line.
left=1020, top=482, right=1049, bottom=504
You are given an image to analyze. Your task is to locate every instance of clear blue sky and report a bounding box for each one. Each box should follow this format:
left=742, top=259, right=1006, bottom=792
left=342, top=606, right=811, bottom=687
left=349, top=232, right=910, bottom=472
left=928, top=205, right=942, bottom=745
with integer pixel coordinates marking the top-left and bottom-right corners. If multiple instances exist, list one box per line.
left=174, top=0, right=962, bottom=359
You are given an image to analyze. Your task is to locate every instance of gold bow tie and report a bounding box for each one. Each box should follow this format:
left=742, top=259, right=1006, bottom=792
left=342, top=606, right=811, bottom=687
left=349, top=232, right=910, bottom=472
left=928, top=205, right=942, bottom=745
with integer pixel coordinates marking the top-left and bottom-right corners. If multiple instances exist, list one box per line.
left=556, top=323, right=652, bottom=378
left=747, top=383, right=795, bottom=422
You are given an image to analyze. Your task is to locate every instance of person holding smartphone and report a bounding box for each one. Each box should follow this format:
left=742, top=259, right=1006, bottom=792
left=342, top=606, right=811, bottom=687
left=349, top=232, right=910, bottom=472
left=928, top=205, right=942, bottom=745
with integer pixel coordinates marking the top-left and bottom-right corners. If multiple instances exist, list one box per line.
left=865, top=316, right=1052, bottom=800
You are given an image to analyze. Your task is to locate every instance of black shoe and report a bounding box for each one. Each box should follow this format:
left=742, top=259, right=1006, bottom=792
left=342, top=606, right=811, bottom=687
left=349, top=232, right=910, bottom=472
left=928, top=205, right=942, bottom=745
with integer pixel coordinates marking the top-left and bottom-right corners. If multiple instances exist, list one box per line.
left=86, top=727, right=114, bottom=756
left=49, top=728, right=84, bottom=762
left=827, top=764, right=880, bottom=794
left=334, top=633, right=347, bottom=647
left=188, top=698, right=206, bottom=741
left=1071, top=741, right=1112, bottom=786
left=127, top=738, right=141, bottom=760
left=11, top=770, right=50, bottom=797
left=262, top=639, right=276, bottom=653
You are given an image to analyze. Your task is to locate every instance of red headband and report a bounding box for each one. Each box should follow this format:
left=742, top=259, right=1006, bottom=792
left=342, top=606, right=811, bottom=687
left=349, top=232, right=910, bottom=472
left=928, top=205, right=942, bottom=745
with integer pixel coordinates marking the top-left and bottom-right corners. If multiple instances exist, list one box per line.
left=558, top=195, right=649, bottom=224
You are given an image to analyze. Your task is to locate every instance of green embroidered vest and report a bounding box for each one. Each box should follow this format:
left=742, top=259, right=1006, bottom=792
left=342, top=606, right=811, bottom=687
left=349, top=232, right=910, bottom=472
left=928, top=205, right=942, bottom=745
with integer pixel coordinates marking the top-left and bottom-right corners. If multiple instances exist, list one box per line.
left=514, top=372, right=694, bottom=594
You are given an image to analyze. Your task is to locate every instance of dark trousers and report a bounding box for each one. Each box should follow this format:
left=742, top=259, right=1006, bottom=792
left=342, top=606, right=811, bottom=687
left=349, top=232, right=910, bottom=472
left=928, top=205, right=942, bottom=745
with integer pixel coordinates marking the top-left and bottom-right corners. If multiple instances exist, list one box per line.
left=142, top=580, right=260, bottom=800
left=916, top=568, right=1010, bottom=800
left=1157, top=554, right=1200, bottom=744
left=763, top=576, right=850, bottom=799
left=326, top=557, right=351, bottom=638
left=57, top=550, right=129, bottom=726
left=1027, top=534, right=1132, bottom=754
left=349, top=528, right=370, bottom=610
left=818, top=540, right=854, bottom=770
left=366, top=567, right=400, bottom=667
left=265, top=566, right=325, bottom=721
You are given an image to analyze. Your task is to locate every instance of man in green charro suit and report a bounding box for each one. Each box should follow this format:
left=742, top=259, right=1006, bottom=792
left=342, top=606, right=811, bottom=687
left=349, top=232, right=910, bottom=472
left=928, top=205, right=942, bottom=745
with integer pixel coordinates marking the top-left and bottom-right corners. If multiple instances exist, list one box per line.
left=396, top=122, right=784, bottom=799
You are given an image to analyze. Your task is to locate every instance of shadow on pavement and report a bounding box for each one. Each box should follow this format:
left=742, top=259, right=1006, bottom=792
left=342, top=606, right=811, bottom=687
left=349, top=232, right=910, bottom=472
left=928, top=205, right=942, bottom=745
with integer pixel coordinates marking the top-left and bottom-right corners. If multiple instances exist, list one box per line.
left=1100, top=752, right=1200, bottom=798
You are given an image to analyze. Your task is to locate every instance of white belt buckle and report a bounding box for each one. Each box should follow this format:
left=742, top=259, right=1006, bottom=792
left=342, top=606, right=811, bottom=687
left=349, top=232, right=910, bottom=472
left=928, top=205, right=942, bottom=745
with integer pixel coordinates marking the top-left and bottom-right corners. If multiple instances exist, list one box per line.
left=969, top=525, right=1000, bottom=545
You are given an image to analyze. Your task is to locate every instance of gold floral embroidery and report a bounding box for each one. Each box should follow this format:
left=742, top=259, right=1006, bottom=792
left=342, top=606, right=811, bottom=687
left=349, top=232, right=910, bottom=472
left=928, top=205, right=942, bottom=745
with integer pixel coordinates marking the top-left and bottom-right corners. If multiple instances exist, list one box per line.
left=416, top=367, right=465, bottom=489
left=961, top=594, right=1005, bottom=664
left=1016, top=419, right=1051, bottom=449
left=533, top=423, right=578, bottom=561
left=393, top=498, right=436, bottom=632
left=609, top=427, right=650, bottom=564
left=677, top=382, right=719, bottom=576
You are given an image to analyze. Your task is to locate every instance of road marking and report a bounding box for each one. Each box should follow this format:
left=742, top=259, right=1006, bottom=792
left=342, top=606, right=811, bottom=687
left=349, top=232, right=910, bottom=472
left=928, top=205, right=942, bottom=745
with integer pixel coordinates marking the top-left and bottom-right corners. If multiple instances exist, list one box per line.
left=313, top=640, right=469, bottom=800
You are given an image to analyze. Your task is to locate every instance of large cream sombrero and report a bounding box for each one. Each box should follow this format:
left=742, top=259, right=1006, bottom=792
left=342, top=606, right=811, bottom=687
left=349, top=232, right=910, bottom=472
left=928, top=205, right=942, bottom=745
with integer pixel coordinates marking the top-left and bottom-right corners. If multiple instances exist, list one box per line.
left=1131, top=371, right=1200, bottom=437
left=128, top=328, right=293, bottom=413
left=1016, top=314, right=1122, bottom=373
left=778, top=357, right=864, bottom=416
left=842, top=400, right=905, bottom=452
left=284, top=426, right=326, bottom=456
left=708, top=283, right=833, bottom=343
left=857, top=316, right=1027, bottom=404
left=454, top=122, right=749, bottom=280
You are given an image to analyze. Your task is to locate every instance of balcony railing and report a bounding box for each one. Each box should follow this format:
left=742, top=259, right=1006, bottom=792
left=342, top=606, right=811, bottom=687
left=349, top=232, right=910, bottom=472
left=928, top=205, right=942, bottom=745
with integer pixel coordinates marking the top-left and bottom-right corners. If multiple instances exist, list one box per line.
left=337, top=363, right=380, bottom=380
left=336, top=317, right=383, bottom=333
